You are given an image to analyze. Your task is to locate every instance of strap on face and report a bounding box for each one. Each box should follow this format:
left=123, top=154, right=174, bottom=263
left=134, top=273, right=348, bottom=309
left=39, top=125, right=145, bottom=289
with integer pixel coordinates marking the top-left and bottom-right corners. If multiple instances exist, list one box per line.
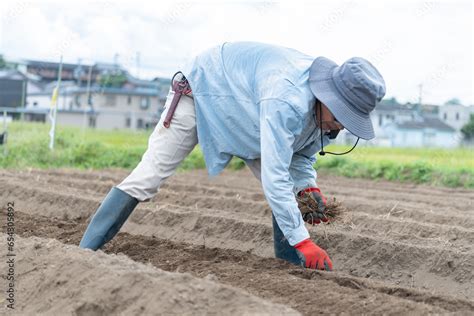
left=317, top=99, right=360, bottom=156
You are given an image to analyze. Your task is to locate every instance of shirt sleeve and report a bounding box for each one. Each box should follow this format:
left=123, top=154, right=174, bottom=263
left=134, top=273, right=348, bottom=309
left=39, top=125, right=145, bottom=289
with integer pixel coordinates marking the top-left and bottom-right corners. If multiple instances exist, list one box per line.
left=259, top=99, right=309, bottom=246
left=289, top=151, right=318, bottom=194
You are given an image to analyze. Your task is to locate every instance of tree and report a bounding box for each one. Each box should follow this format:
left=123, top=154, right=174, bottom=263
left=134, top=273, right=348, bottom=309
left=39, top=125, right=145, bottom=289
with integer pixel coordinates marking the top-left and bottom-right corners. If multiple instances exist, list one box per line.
left=0, top=54, right=6, bottom=69
left=98, top=73, right=127, bottom=88
left=384, top=97, right=399, bottom=106
left=444, top=98, right=462, bottom=105
left=461, top=113, right=474, bottom=141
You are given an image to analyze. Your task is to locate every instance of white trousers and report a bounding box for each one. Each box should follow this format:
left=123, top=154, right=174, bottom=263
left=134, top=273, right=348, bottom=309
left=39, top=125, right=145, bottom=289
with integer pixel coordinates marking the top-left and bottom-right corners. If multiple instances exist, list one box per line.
left=117, top=89, right=198, bottom=201
left=117, top=85, right=264, bottom=202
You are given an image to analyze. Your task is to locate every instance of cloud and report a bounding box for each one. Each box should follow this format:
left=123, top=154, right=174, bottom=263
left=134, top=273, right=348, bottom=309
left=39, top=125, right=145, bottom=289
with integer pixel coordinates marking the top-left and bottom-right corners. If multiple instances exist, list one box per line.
left=0, top=0, right=472, bottom=104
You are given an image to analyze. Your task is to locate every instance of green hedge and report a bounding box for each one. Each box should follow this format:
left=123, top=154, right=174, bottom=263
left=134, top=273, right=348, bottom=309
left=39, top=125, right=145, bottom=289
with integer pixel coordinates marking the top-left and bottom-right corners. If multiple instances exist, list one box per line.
left=315, top=157, right=474, bottom=188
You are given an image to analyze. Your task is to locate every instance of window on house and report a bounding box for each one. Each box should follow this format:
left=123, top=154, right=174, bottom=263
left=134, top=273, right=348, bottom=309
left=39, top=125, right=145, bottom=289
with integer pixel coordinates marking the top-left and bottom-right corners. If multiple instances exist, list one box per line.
left=127, top=95, right=132, bottom=105
left=137, top=118, right=144, bottom=129
left=140, top=97, right=150, bottom=110
left=105, top=94, right=116, bottom=106
left=125, top=117, right=131, bottom=128
left=455, top=112, right=459, bottom=120
left=378, top=114, right=383, bottom=126
left=443, top=113, right=447, bottom=120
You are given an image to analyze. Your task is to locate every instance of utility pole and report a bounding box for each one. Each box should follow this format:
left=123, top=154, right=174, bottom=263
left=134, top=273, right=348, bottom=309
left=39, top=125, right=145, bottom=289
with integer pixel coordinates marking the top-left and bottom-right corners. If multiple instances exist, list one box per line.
left=416, top=83, right=423, bottom=114
left=82, top=65, right=93, bottom=137
left=20, top=79, right=26, bottom=121
left=418, top=84, right=423, bottom=106
left=113, top=53, right=119, bottom=69
left=76, top=58, right=83, bottom=87
left=86, top=64, right=93, bottom=107
left=136, top=52, right=141, bottom=78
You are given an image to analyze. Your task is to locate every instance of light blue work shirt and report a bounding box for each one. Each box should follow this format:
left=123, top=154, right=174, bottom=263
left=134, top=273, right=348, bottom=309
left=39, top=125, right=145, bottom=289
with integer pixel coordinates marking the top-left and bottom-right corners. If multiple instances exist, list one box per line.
left=182, top=42, right=330, bottom=246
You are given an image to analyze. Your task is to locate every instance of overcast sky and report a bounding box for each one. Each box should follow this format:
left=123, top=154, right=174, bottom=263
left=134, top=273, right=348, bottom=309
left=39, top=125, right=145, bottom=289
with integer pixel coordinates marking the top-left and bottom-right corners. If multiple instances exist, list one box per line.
left=1, top=0, right=472, bottom=105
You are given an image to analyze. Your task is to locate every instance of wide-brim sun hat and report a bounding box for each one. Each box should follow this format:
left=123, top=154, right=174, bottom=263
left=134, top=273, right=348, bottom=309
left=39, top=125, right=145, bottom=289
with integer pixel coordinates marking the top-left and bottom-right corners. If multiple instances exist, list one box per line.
left=309, top=56, right=386, bottom=140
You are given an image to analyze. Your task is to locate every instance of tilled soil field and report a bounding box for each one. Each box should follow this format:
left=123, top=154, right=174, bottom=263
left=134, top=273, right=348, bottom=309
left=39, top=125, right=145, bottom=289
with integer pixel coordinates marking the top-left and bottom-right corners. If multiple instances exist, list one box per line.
left=1, top=168, right=473, bottom=315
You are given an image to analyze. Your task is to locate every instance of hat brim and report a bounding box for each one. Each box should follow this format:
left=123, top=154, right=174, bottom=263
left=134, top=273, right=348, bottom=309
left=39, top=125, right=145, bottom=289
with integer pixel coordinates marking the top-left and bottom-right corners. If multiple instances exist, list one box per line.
left=309, top=57, right=375, bottom=140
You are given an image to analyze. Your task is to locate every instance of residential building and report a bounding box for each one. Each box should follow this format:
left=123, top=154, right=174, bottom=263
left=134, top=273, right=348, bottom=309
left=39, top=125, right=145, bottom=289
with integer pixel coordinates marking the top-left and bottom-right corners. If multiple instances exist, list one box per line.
left=383, top=117, right=457, bottom=147
left=26, top=84, right=166, bottom=130
left=366, top=99, right=458, bottom=147
left=0, top=70, right=27, bottom=109
left=438, top=102, right=474, bottom=133
left=9, top=58, right=171, bottom=130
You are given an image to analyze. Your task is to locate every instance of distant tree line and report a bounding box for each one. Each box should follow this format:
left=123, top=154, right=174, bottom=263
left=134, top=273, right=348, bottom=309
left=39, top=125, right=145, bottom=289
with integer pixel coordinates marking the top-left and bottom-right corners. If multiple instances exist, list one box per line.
left=0, top=55, right=6, bottom=69
left=461, top=114, right=474, bottom=141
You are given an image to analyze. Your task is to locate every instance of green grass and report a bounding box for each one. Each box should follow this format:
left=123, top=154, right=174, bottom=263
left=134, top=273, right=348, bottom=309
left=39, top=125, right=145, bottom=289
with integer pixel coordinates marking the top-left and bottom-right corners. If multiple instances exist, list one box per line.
left=315, top=145, right=474, bottom=188
left=1, top=121, right=473, bottom=188
left=0, top=121, right=150, bottom=169
left=0, top=121, right=236, bottom=172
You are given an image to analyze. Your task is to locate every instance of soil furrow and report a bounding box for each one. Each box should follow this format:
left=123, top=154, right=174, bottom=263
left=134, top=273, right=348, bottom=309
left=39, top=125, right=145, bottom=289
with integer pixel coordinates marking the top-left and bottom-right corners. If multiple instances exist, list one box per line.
left=3, top=174, right=473, bottom=231
left=5, top=209, right=474, bottom=315
left=2, top=168, right=473, bottom=308
left=4, top=169, right=472, bottom=216
left=3, top=182, right=473, bottom=298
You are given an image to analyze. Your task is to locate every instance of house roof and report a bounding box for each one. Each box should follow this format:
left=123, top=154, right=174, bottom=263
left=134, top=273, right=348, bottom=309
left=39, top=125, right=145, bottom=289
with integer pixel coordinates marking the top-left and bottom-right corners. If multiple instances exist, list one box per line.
left=396, top=117, right=455, bottom=132
left=24, top=59, right=80, bottom=70
left=24, top=60, right=128, bottom=76
left=0, top=69, right=27, bottom=80
left=376, top=100, right=440, bottom=114
left=376, top=102, right=418, bottom=115
left=377, top=101, right=408, bottom=112
left=28, top=85, right=162, bottom=97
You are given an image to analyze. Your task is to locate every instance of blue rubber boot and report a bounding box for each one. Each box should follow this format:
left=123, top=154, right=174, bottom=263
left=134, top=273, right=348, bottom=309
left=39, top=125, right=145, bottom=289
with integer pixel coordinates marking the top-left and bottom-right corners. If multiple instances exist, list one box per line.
left=79, top=187, right=138, bottom=250
left=272, top=214, right=302, bottom=266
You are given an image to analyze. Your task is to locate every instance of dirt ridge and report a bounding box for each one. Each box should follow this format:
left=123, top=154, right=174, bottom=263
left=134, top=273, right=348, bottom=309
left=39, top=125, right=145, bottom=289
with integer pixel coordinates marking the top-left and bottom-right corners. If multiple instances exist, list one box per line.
left=1, top=234, right=299, bottom=315
left=6, top=209, right=474, bottom=315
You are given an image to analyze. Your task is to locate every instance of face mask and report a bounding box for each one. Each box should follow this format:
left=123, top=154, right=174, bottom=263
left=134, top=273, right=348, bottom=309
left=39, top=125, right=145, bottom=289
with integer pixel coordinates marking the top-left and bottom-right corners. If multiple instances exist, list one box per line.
left=316, top=99, right=360, bottom=156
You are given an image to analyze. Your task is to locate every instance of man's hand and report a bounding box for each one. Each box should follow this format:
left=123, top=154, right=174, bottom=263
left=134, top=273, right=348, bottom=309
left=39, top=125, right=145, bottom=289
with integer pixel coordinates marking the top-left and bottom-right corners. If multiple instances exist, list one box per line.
left=294, top=239, right=333, bottom=271
left=296, top=187, right=328, bottom=225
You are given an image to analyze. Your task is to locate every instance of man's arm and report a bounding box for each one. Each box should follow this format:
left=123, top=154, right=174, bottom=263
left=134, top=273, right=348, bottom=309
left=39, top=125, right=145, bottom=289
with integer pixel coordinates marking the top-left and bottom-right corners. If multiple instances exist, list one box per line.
left=259, top=99, right=309, bottom=246
left=289, top=151, right=317, bottom=194
left=290, top=147, right=330, bottom=225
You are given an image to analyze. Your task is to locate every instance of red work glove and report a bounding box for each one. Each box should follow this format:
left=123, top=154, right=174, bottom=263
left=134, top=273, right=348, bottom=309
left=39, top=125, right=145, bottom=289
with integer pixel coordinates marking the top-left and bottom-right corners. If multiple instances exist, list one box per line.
left=297, top=187, right=328, bottom=225
left=294, top=239, right=333, bottom=271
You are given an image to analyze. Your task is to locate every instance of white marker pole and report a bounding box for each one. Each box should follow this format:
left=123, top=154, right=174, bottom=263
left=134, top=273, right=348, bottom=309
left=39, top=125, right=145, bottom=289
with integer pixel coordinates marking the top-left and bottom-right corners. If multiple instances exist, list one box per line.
left=49, top=56, right=63, bottom=150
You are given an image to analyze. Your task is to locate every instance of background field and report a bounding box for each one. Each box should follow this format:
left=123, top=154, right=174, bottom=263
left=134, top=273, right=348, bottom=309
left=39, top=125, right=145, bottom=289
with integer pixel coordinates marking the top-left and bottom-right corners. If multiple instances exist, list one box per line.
left=1, top=121, right=473, bottom=188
